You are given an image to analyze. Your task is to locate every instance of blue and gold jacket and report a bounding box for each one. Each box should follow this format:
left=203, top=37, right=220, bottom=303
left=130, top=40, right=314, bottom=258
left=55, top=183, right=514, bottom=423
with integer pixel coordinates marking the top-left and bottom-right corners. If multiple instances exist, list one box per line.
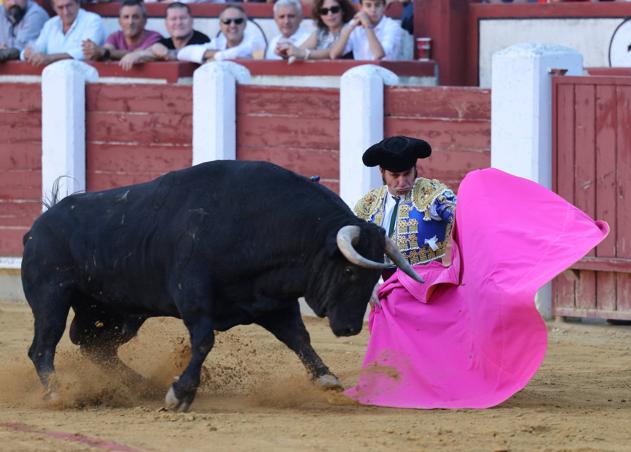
left=354, top=178, right=456, bottom=265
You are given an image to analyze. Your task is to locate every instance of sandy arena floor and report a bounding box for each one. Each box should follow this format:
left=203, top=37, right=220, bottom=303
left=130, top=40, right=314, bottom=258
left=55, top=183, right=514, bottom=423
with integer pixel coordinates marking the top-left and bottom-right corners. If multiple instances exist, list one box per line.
left=1, top=299, right=631, bottom=451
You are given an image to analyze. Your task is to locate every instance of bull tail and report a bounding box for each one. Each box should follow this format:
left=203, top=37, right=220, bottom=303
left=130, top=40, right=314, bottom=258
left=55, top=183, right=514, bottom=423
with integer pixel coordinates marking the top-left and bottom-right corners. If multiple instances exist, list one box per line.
left=43, top=176, right=82, bottom=210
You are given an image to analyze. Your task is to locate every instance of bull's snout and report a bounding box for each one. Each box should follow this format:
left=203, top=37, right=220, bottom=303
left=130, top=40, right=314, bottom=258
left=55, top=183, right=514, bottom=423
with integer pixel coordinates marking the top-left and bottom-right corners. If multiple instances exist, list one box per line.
left=333, top=325, right=362, bottom=337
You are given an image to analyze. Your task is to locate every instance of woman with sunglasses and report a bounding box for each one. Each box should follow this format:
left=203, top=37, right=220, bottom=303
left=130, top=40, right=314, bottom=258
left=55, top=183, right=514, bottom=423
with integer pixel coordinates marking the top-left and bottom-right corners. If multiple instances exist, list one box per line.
left=284, top=0, right=355, bottom=60
left=177, top=5, right=265, bottom=63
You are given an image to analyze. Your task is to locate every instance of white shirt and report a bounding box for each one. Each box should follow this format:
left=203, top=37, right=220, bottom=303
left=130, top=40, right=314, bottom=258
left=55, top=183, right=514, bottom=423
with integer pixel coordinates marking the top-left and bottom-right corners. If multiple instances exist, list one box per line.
left=177, top=25, right=266, bottom=63
left=382, top=191, right=401, bottom=237
left=343, top=16, right=401, bottom=61
left=20, top=9, right=105, bottom=60
left=265, top=28, right=310, bottom=60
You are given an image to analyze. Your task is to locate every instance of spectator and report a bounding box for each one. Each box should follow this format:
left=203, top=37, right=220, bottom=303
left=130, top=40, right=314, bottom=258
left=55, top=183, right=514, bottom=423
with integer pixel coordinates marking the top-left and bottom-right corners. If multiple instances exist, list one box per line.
left=177, top=5, right=265, bottom=63
left=329, top=0, right=401, bottom=60
left=82, top=0, right=161, bottom=63
left=0, top=0, right=49, bottom=61
left=21, top=0, right=105, bottom=66
left=283, top=0, right=355, bottom=60
left=120, top=2, right=209, bottom=70
left=265, top=0, right=310, bottom=60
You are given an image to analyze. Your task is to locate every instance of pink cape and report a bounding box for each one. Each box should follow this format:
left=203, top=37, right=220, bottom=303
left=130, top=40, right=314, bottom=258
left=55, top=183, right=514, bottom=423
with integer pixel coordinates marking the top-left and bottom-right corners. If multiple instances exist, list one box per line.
left=346, top=168, right=609, bottom=409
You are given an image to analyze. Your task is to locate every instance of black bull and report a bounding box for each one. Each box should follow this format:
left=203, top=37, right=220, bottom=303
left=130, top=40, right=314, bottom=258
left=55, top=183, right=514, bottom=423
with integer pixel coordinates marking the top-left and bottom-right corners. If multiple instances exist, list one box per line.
left=21, top=161, right=420, bottom=411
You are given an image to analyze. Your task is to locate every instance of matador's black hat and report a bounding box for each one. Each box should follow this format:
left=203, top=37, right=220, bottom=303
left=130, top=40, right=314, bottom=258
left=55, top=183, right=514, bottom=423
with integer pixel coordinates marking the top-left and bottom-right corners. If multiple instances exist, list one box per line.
left=362, top=136, right=432, bottom=172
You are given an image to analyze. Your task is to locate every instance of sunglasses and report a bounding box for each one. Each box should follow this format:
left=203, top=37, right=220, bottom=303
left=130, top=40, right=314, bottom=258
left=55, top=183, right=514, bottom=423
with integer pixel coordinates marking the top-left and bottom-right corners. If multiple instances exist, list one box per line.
left=221, top=18, right=245, bottom=25
left=319, top=5, right=341, bottom=15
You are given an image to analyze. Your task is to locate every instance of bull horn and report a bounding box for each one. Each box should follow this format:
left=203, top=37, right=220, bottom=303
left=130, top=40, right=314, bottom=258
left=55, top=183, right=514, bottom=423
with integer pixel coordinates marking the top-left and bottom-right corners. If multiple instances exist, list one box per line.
left=384, top=236, right=425, bottom=283
left=336, top=225, right=390, bottom=270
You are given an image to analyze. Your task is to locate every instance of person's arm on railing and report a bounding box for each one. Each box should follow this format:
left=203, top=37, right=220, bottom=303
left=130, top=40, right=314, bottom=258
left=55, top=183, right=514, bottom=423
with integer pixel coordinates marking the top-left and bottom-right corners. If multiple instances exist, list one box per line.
left=329, top=20, right=356, bottom=59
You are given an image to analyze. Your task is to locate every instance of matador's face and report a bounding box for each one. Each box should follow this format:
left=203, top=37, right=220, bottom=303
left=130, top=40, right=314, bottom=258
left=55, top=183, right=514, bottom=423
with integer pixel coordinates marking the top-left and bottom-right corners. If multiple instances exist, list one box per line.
left=381, top=167, right=417, bottom=197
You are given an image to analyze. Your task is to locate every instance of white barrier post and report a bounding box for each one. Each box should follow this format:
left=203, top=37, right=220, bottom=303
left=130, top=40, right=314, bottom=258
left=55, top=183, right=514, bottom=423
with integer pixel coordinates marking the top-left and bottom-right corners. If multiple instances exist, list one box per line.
left=192, top=61, right=251, bottom=165
left=41, top=60, right=99, bottom=209
left=491, top=43, right=582, bottom=319
left=339, top=65, right=399, bottom=209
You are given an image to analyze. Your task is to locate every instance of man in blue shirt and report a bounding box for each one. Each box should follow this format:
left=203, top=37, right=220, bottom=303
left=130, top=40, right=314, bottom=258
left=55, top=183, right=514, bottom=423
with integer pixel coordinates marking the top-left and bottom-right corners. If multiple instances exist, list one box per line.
left=22, top=0, right=105, bottom=66
left=0, top=0, right=49, bottom=61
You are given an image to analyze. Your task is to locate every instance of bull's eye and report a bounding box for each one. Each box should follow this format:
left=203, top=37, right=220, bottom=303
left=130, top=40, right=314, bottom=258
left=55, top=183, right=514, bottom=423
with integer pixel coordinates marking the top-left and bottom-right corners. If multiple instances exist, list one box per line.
left=344, top=266, right=357, bottom=281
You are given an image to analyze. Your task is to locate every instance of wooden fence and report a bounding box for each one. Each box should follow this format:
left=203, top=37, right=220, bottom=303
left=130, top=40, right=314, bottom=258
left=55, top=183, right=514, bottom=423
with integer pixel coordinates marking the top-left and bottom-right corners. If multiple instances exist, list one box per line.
left=0, top=84, right=41, bottom=256
left=552, top=75, right=631, bottom=320
left=0, top=82, right=491, bottom=257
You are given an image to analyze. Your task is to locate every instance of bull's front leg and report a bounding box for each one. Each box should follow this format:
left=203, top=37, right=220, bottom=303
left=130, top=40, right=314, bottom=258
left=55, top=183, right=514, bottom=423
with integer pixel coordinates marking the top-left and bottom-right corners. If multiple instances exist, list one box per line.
left=255, top=302, right=343, bottom=391
left=165, top=317, right=215, bottom=412
left=166, top=281, right=215, bottom=412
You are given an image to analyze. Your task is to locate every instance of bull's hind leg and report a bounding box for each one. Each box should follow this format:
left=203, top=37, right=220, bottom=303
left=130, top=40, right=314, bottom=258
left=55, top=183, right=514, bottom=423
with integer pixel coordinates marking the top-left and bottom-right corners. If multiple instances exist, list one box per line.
left=69, top=302, right=147, bottom=385
left=255, top=302, right=343, bottom=390
left=26, top=288, right=72, bottom=400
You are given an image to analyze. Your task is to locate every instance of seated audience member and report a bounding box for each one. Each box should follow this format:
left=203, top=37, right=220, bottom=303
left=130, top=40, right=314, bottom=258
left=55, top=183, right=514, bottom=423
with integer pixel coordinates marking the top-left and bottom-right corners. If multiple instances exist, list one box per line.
left=284, top=0, right=355, bottom=61
left=177, top=5, right=265, bottom=63
left=329, top=0, right=401, bottom=60
left=21, top=0, right=105, bottom=66
left=82, top=0, right=161, bottom=62
left=265, top=0, right=310, bottom=60
left=120, top=2, right=209, bottom=70
left=0, top=0, right=49, bottom=62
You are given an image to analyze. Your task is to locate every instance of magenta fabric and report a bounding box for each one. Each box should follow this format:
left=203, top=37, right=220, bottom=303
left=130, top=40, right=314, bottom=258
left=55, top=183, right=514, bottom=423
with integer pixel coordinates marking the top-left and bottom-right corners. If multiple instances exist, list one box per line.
left=105, top=30, right=162, bottom=51
left=347, top=168, right=609, bottom=409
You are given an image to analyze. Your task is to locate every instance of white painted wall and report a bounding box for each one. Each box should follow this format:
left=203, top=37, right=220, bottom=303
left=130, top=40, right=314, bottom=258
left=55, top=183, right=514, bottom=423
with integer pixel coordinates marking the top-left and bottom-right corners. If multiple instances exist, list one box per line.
left=491, top=43, right=583, bottom=319
left=41, top=60, right=99, bottom=208
left=339, top=65, right=399, bottom=209
left=479, top=17, right=622, bottom=87
left=192, top=62, right=251, bottom=164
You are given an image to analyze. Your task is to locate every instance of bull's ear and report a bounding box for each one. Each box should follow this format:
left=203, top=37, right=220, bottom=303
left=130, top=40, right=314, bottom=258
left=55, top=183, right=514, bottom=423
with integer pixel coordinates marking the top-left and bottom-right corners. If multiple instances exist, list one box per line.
left=325, top=232, right=340, bottom=257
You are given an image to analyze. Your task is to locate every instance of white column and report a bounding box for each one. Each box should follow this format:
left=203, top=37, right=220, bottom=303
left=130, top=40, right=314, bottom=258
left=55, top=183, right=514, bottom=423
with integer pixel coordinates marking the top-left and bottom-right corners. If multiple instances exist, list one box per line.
left=339, top=65, right=399, bottom=209
left=491, top=43, right=582, bottom=319
left=491, top=43, right=582, bottom=190
left=41, top=60, right=99, bottom=209
left=192, top=61, right=251, bottom=165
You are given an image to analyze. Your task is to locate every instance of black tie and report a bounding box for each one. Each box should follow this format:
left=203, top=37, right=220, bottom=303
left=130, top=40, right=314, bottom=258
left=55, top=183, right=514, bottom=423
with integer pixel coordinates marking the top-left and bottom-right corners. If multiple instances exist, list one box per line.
left=388, top=196, right=400, bottom=237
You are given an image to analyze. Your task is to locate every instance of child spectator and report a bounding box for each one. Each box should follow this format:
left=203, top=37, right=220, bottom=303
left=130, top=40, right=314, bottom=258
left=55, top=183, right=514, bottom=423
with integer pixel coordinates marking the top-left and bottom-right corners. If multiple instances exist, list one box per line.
left=329, top=0, right=401, bottom=60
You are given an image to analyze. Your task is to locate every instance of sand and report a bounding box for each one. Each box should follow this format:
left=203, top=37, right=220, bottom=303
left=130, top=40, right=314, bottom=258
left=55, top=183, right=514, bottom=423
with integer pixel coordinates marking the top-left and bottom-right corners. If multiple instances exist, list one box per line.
left=1, top=299, right=630, bottom=451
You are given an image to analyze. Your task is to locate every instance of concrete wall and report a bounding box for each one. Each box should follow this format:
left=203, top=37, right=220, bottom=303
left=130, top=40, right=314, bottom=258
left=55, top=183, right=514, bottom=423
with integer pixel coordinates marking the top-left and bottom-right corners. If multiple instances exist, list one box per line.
left=479, top=17, right=622, bottom=87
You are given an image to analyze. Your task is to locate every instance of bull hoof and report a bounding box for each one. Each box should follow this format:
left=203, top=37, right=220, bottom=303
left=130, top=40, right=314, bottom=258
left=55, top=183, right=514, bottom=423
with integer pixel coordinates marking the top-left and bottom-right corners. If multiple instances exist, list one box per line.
left=165, top=385, right=191, bottom=412
left=315, top=374, right=343, bottom=391
left=43, top=388, right=60, bottom=402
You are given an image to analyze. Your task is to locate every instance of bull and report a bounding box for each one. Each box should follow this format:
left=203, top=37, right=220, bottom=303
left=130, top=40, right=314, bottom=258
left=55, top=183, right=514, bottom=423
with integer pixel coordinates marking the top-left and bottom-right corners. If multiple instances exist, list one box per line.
left=21, top=161, right=421, bottom=411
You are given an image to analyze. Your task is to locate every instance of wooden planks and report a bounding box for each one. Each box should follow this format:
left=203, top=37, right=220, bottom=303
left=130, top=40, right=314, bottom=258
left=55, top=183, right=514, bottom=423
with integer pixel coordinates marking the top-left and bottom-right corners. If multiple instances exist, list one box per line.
left=552, top=76, right=631, bottom=320
left=237, top=85, right=340, bottom=192
left=384, top=86, right=491, bottom=192
left=85, top=84, right=193, bottom=192
left=0, top=83, right=41, bottom=256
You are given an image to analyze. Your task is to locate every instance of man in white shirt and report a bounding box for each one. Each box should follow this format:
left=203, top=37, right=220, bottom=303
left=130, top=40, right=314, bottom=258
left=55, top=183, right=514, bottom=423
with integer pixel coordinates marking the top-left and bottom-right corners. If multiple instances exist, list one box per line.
left=0, top=0, right=49, bottom=61
left=177, top=4, right=265, bottom=63
left=265, top=0, right=310, bottom=60
left=21, top=0, right=105, bottom=66
left=329, top=0, right=401, bottom=60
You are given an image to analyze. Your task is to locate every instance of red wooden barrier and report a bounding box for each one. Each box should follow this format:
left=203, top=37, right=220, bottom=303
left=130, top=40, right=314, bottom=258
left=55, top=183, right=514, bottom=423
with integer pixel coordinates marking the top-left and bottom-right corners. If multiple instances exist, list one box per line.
left=0, top=80, right=491, bottom=257
left=236, top=85, right=340, bottom=193
left=0, top=83, right=41, bottom=256
left=85, top=84, right=193, bottom=191
left=552, top=75, right=631, bottom=321
left=384, top=86, right=491, bottom=191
